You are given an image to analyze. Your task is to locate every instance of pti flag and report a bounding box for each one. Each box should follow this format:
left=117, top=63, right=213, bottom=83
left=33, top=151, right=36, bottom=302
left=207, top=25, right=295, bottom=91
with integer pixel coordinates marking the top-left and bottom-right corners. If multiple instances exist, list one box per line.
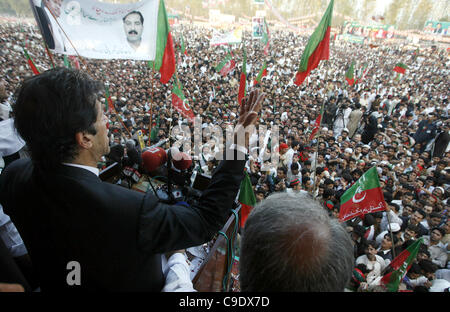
left=254, top=61, right=267, bottom=85
left=294, top=0, right=334, bottom=86
left=261, top=18, right=270, bottom=55
left=309, top=105, right=324, bottom=141
left=393, top=63, right=407, bottom=75
left=215, top=53, right=235, bottom=76
left=381, top=237, right=424, bottom=292
left=104, top=84, right=114, bottom=113
left=338, top=167, right=386, bottom=222
left=345, top=61, right=355, bottom=86
left=171, top=79, right=194, bottom=122
left=23, top=48, right=40, bottom=75
left=239, top=171, right=257, bottom=228
left=238, top=46, right=247, bottom=105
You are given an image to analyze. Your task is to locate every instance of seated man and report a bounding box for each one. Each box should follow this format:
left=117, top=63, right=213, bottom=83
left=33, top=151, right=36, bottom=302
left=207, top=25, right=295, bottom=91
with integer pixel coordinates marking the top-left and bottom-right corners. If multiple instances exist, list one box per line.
left=239, top=192, right=354, bottom=291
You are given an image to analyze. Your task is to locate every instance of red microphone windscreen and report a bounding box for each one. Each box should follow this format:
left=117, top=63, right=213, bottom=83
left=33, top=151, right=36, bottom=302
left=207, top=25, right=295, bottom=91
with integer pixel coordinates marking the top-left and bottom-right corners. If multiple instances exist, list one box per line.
left=142, top=147, right=167, bottom=172
left=172, top=152, right=192, bottom=170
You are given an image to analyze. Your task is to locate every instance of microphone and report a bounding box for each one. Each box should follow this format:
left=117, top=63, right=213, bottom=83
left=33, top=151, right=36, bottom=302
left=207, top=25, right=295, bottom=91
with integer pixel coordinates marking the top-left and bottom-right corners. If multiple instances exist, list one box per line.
left=142, top=147, right=168, bottom=172
left=172, top=152, right=192, bottom=171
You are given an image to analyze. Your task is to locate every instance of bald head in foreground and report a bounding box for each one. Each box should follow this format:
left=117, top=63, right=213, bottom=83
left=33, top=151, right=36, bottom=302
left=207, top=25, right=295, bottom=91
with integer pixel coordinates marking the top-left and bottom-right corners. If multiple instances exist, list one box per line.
left=240, top=192, right=354, bottom=292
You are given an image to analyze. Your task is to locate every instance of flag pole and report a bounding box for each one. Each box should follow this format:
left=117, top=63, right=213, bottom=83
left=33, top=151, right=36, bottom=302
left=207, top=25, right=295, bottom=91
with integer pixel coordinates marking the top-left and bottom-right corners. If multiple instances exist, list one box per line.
left=43, top=3, right=87, bottom=68
left=311, top=99, right=326, bottom=198
left=148, top=62, right=155, bottom=146
left=311, top=61, right=327, bottom=198
left=385, top=204, right=397, bottom=259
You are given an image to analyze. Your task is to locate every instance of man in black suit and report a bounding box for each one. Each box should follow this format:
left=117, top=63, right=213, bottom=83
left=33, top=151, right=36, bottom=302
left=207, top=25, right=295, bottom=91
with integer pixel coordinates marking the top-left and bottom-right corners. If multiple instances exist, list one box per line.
left=0, top=68, right=264, bottom=291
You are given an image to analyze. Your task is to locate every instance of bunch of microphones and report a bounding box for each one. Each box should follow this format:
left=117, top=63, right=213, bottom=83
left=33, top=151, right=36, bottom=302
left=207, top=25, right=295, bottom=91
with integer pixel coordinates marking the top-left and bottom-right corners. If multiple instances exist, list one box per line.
left=112, top=137, right=206, bottom=206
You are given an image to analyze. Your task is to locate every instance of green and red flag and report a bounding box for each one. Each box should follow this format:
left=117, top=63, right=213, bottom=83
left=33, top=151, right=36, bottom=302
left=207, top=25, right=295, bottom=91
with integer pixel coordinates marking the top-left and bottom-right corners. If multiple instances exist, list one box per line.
left=393, top=63, right=407, bottom=75
left=64, top=55, right=72, bottom=69
left=309, top=105, right=324, bottom=141
left=69, top=56, right=80, bottom=70
left=150, top=114, right=160, bottom=142
left=104, top=84, right=114, bottom=113
left=381, top=237, right=424, bottom=292
left=261, top=18, right=270, bottom=55
left=239, top=170, right=257, bottom=228
left=180, top=33, right=187, bottom=56
left=171, top=78, right=194, bottom=122
left=238, top=46, right=247, bottom=105
left=23, top=48, right=40, bottom=75
left=345, top=61, right=355, bottom=86
left=294, top=0, right=334, bottom=86
left=338, top=166, right=386, bottom=222
left=154, top=0, right=175, bottom=84
left=355, top=63, right=368, bottom=84
left=254, top=61, right=267, bottom=85
left=215, top=52, right=235, bottom=76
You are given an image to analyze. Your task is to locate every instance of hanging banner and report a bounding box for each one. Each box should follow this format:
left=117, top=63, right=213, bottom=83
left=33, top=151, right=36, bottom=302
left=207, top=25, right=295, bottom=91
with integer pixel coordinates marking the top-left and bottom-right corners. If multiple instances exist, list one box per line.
left=210, top=27, right=243, bottom=46
left=424, top=21, right=450, bottom=36
left=252, top=17, right=264, bottom=39
left=29, top=0, right=159, bottom=60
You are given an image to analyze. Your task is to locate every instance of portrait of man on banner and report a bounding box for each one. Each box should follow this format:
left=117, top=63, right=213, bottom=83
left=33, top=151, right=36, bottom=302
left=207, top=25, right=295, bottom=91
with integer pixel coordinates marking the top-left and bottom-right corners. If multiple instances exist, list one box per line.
left=123, top=10, right=145, bottom=51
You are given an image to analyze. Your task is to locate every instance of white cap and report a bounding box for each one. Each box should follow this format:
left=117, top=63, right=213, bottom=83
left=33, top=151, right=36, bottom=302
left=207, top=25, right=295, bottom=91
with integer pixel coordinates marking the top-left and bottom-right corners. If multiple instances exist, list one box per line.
left=388, top=223, right=401, bottom=233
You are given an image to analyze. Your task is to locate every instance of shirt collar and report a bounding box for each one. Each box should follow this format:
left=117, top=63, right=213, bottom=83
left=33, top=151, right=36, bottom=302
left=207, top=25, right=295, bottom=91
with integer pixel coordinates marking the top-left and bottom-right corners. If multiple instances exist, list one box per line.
left=62, top=163, right=100, bottom=177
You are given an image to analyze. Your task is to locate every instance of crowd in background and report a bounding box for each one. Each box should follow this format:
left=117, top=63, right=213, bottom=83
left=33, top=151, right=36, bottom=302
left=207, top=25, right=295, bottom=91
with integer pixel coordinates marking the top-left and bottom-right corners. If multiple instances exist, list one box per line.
left=1, top=20, right=449, bottom=292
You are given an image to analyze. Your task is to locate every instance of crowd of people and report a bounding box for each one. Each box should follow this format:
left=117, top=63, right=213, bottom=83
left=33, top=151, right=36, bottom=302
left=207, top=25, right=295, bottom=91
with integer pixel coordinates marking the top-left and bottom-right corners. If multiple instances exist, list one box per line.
left=0, top=18, right=449, bottom=292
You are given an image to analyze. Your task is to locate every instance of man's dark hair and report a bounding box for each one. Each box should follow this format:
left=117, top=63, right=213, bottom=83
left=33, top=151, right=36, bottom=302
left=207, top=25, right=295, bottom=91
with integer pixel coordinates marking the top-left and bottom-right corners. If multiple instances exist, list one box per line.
left=419, top=259, right=438, bottom=274
left=123, top=10, right=144, bottom=24
left=416, top=209, right=427, bottom=219
left=13, top=68, right=102, bottom=170
left=240, top=193, right=354, bottom=291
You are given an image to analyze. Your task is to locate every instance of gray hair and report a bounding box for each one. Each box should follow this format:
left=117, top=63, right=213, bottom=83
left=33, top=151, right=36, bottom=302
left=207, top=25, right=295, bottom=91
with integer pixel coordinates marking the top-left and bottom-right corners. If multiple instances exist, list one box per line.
left=239, top=192, right=354, bottom=292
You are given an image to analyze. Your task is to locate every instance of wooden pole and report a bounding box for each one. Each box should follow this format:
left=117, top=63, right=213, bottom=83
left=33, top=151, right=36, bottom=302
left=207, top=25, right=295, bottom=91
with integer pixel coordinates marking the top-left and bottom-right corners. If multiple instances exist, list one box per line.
left=148, top=62, right=155, bottom=146
left=385, top=204, right=397, bottom=259
left=311, top=61, right=328, bottom=198
left=43, top=3, right=88, bottom=68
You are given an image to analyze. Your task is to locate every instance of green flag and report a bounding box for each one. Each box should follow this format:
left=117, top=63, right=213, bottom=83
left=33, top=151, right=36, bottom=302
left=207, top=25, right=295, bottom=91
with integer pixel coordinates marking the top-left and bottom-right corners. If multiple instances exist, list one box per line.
left=254, top=61, right=267, bottom=85
left=345, top=61, right=355, bottom=86
left=238, top=46, right=247, bottom=105
left=239, top=171, right=256, bottom=228
left=294, top=0, right=334, bottom=86
left=393, top=63, right=407, bottom=75
left=180, top=33, right=187, bottom=55
left=64, top=55, right=72, bottom=69
left=381, top=237, right=424, bottom=292
left=261, top=18, right=270, bottom=55
left=215, top=53, right=235, bottom=76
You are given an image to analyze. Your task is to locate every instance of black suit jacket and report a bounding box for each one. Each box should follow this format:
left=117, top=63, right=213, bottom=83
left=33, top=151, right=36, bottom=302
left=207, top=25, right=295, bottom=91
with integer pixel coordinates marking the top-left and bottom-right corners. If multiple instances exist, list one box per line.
left=0, top=153, right=245, bottom=291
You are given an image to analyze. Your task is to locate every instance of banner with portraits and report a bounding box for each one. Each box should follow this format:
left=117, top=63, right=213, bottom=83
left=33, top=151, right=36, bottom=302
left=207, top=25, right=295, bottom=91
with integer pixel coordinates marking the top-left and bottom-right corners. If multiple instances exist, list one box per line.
left=252, top=17, right=264, bottom=39
left=342, top=21, right=396, bottom=40
left=210, top=27, right=243, bottom=46
left=423, top=21, right=450, bottom=36
left=30, top=0, right=159, bottom=60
